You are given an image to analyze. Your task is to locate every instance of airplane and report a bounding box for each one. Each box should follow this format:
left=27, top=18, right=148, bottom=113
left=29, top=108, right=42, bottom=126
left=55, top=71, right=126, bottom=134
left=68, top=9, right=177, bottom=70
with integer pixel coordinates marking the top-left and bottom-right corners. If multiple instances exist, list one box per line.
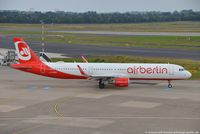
left=10, top=38, right=192, bottom=89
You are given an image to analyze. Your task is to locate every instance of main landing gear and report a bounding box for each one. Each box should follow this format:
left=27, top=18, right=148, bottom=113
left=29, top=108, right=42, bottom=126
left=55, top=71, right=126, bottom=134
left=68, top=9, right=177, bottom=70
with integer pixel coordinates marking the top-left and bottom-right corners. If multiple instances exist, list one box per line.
left=168, top=80, right=173, bottom=88
left=99, top=80, right=105, bottom=89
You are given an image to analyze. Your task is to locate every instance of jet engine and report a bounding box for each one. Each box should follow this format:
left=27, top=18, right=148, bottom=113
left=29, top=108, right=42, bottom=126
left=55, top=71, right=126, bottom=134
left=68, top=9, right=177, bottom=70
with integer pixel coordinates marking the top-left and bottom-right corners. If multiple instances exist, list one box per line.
left=113, top=78, right=129, bottom=87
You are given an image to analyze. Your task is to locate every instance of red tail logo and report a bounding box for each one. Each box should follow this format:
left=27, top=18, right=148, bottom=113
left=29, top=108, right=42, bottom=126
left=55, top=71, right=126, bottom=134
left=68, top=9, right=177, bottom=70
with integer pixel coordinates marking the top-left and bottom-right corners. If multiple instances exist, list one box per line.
left=15, top=41, right=31, bottom=61
left=19, top=44, right=30, bottom=57
left=13, top=38, right=40, bottom=63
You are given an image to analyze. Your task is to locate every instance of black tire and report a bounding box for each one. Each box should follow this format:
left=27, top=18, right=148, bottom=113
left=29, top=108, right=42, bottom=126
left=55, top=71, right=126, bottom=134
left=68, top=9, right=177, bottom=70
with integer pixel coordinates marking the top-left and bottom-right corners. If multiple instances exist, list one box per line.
left=99, top=84, right=104, bottom=89
left=168, top=84, right=173, bottom=88
left=99, top=80, right=105, bottom=89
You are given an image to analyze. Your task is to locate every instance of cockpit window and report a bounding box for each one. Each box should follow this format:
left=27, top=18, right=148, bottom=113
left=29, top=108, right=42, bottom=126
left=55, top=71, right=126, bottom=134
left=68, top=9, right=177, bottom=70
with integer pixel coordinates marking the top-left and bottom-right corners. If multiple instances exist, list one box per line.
left=179, top=68, right=184, bottom=71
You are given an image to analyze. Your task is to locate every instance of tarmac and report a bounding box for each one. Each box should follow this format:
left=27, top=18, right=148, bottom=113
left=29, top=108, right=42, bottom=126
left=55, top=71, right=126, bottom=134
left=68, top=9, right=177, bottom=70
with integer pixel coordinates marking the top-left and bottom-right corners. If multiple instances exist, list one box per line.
left=0, top=67, right=200, bottom=134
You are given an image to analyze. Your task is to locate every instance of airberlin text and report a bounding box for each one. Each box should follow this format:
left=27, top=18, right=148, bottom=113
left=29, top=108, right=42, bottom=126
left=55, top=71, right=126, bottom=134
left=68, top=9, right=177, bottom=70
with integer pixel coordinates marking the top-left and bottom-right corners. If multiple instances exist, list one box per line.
left=127, top=66, right=168, bottom=74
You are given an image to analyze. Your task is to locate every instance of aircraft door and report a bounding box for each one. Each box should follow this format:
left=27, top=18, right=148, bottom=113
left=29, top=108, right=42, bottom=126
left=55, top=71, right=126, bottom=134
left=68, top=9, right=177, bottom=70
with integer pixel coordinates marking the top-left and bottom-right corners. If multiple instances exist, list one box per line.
left=168, top=64, right=174, bottom=75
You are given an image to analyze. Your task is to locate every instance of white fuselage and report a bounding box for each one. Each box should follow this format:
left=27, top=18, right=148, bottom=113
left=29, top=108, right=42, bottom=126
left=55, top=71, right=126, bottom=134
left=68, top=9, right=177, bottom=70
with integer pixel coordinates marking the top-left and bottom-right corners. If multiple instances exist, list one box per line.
left=44, top=62, right=191, bottom=80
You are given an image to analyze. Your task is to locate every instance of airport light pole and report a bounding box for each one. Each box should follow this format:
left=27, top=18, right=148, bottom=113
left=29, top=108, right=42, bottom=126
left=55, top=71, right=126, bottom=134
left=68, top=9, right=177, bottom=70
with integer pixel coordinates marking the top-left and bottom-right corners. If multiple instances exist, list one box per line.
left=41, top=20, right=45, bottom=53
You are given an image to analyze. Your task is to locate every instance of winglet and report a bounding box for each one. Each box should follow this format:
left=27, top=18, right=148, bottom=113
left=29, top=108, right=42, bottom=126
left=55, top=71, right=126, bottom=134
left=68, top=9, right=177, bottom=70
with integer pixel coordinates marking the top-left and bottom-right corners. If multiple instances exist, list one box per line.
left=81, top=56, right=88, bottom=63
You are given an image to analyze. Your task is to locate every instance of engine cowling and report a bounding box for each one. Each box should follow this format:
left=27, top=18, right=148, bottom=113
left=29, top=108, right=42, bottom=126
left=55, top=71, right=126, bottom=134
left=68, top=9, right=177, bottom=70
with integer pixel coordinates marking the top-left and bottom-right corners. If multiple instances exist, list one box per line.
left=113, top=78, right=129, bottom=87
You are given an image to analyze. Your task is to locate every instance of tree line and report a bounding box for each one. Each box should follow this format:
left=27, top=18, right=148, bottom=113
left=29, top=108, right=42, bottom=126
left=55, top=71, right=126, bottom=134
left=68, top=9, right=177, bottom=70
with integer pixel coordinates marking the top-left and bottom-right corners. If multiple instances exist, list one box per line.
left=0, top=10, right=200, bottom=24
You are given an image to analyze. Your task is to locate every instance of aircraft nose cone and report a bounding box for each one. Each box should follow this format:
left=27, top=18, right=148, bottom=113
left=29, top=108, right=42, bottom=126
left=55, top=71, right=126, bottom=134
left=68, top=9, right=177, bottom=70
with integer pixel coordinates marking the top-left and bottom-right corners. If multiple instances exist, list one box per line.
left=186, top=71, right=192, bottom=79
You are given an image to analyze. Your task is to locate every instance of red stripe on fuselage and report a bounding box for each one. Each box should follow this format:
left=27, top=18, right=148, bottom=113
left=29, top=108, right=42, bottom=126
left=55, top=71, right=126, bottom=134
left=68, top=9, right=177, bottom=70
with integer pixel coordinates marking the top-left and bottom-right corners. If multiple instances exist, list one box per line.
left=11, top=62, right=87, bottom=79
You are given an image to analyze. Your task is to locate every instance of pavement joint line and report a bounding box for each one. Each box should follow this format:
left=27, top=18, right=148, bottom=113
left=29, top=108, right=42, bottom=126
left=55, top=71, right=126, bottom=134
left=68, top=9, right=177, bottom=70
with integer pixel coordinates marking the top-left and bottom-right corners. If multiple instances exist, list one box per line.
left=10, top=96, right=73, bottom=134
left=52, top=93, right=113, bottom=118
left=11, top=124, right=45, bottom=134
left=1, top=117, right=200, bottom=120
left=0, top=86, right=43, bottom=105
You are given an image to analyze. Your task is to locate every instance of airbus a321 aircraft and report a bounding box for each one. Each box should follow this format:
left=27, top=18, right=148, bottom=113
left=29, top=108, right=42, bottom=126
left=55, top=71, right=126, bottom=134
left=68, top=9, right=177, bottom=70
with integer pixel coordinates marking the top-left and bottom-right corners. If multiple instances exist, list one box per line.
left=10, top=38, right=192, bottom=89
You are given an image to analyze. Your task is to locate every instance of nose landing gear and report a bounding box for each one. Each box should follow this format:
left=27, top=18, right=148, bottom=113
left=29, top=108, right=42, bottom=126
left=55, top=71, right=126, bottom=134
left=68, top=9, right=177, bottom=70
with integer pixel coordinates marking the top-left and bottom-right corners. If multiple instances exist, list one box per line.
left=168, top=80, right=173, bottom=88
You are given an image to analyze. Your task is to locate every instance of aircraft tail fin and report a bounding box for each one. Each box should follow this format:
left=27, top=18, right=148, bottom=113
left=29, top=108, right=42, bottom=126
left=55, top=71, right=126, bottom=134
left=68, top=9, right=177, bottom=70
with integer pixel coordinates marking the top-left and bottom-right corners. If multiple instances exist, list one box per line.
left=13, top=38, right=40, bottom=64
